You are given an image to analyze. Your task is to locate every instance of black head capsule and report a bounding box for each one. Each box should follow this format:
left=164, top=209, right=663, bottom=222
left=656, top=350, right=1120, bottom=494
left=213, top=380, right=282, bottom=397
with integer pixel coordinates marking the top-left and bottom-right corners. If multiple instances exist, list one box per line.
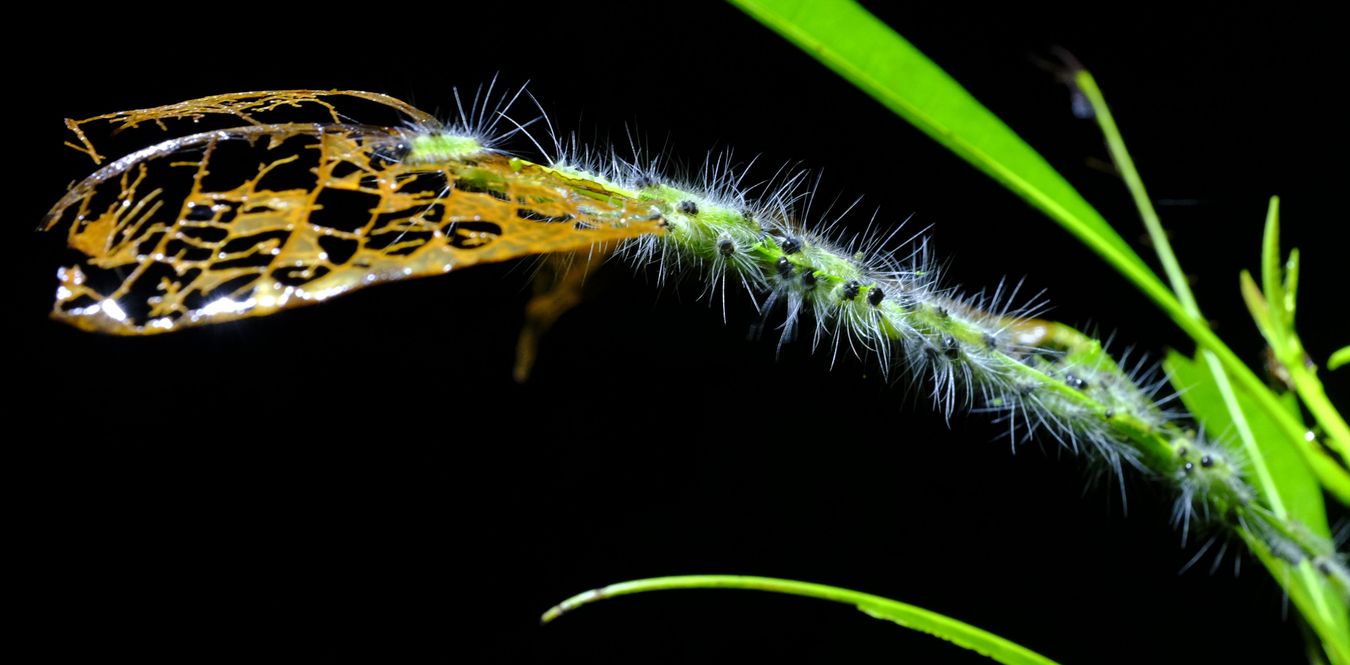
left=776, top=256, right=793, bottom=277
left=633, top=175, right=658, bottom=189
left=801, top=270, right=817, bottom=288
left=1183, top=461, right=1195, bottom=475
left=867, top=285, right=885, bottom=307
left=781, top=237, right=801, bottom=255
left=678, top=200, right=699, bottom=216
left=1103, top=408, right=1114, bottom=419
left=1200, top=455, right=1213, bottom=468
left=841, top=280, right=860, bottom=300
left=717, top=237, right=735, bottom=257
left=1066, top=374, right=1088, bottom=390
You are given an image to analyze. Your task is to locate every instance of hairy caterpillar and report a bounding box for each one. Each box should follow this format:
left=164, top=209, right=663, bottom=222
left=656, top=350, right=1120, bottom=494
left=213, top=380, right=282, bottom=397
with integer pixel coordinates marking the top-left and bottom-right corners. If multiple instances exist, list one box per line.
left=22, top=5, right=1345, bottom=662
left=38, top=84, right=1348, bottom=597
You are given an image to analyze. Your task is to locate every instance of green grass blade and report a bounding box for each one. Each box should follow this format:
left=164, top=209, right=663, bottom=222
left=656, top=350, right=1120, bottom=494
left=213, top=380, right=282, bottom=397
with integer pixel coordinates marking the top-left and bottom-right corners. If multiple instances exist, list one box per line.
left=1262, top=197, right=1290, bottom=348
left=542, top=575, right=1060, bottom=665
left=1240, top=269, right=1274, bottom=342
left=729, top=0, right=1172, bottom=311
left=1247, top=198, right=1350, bottom=484
left=1073, top=70, right=1199, bottom=316
left=1286, top=248, right=1302, bottom=315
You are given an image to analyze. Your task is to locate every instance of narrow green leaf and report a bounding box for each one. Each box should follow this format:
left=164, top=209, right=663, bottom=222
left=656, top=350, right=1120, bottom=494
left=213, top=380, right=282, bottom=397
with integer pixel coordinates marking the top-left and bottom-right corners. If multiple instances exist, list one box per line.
left=1165, top=351, right=1349, bottom=657
left=1261, top=197, right=1289, bottom=351
left=543, top=575, right=1060, bottom=665
left=1286, top=247, right=1301, bottom=319
left=728, top=0, right=1176, bottom=315
left=1240, top=269, right=1274, bottom=342
left=1331, top=346, right=1350, bottom=371
left=1254, top=202, right=1350, bottom=482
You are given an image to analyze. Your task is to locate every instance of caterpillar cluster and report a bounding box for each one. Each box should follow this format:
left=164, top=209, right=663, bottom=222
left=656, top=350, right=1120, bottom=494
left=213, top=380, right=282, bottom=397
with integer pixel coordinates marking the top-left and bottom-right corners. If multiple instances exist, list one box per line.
left=391, top=89, right=1350, bottom=601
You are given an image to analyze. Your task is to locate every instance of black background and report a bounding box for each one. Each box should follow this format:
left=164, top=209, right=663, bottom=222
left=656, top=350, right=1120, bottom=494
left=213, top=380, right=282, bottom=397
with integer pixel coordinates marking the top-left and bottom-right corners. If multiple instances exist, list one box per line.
left=14, top=2, right=1346, bottom=663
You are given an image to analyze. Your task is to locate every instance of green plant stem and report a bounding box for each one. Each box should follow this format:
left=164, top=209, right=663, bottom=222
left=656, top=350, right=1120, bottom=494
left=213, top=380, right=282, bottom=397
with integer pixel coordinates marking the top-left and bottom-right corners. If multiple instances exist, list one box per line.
left=1073, top=71, right=1320, bottom=463
left=1069, top=68, right=1312, bottom=434
left=542, top=575, right=1061, bottom=665
left=1077, top=73, right=1199, bottom=318
left=1075, top=69, right=1347, bottom=660
left=1258, top=197, right=1350, bottom=473
left=1077, top=69, right=1290, bottom=497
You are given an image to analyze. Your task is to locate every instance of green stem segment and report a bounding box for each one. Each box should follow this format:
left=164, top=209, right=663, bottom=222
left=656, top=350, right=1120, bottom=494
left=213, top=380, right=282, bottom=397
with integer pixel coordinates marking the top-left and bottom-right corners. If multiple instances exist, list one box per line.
left=543, top=575, right=1061, bottom=665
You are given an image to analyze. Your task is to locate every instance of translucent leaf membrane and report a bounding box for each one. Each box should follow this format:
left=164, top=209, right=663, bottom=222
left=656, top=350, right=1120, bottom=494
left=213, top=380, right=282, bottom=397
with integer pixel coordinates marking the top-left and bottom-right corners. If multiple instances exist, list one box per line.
left=61, top=90, right=440, bottom=165
left=41, top=92, right=665, bottom=335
